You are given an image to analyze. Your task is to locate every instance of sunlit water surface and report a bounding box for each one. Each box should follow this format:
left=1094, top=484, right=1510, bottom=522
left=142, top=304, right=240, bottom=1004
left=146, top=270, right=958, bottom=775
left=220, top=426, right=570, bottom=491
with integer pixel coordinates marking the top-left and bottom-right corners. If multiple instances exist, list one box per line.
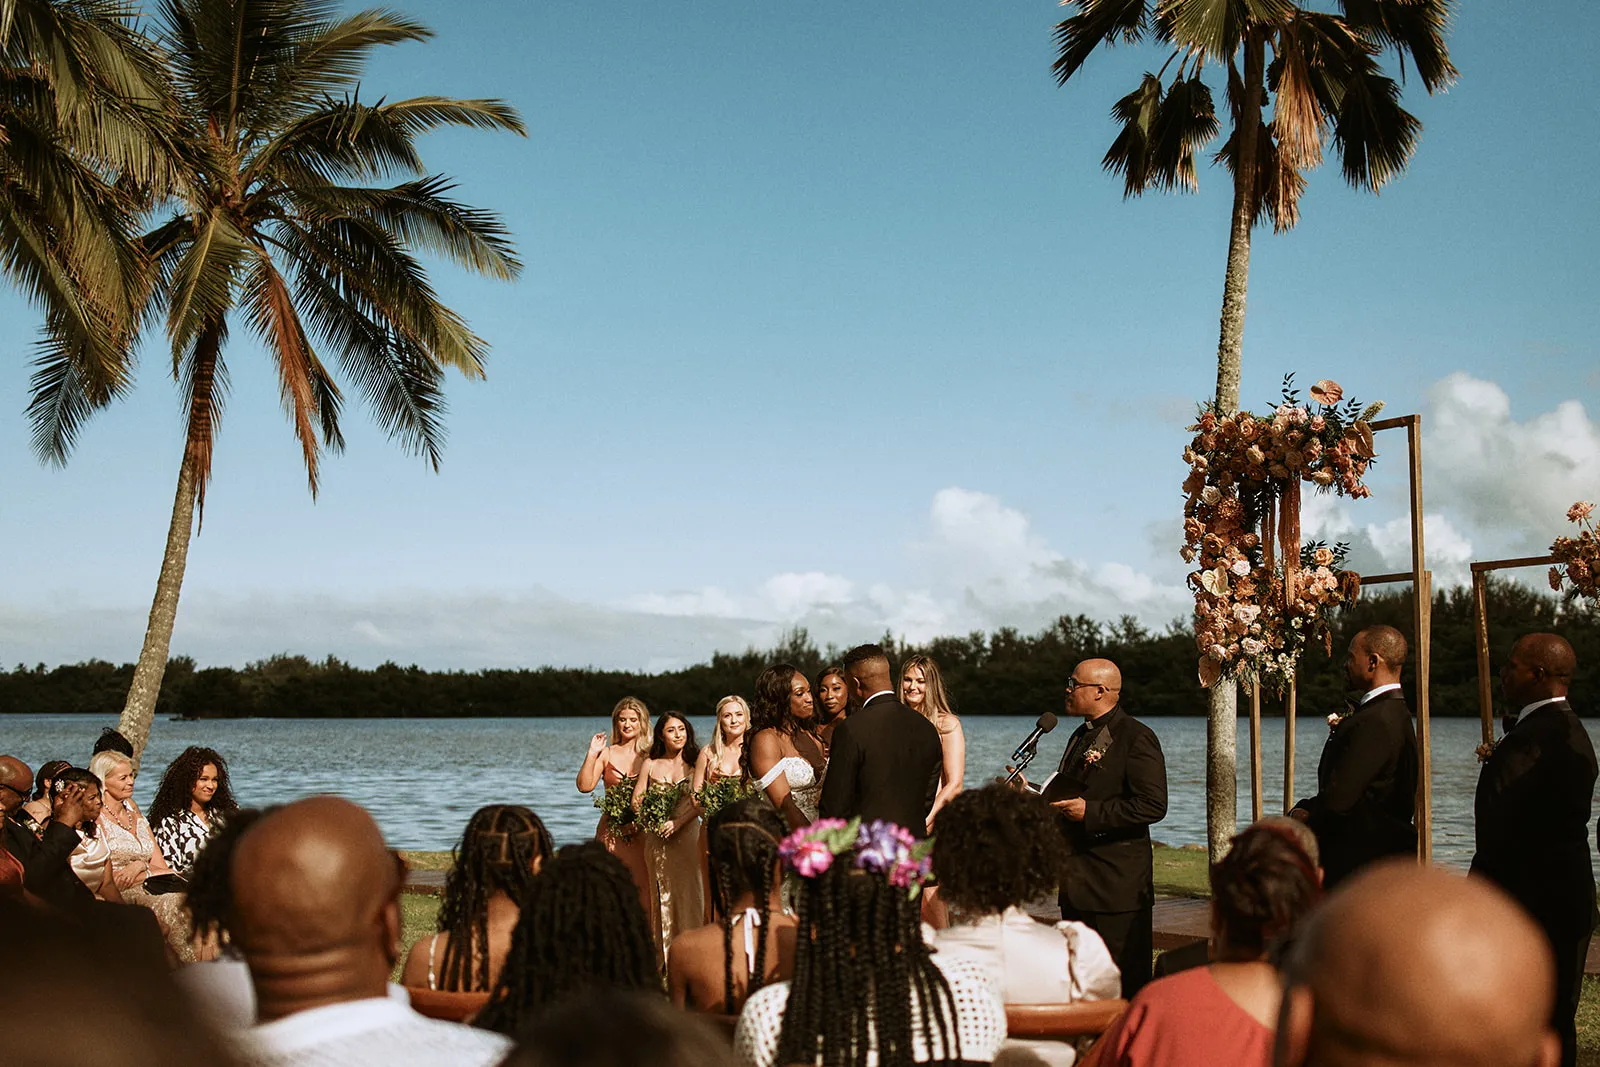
left=5, top=713, right=1593, bottom=872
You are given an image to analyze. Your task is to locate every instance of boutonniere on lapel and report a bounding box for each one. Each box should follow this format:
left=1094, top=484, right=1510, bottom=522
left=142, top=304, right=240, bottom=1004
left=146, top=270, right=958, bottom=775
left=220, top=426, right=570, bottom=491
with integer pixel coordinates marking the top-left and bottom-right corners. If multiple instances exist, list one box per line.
left=1475, top=739, right=1498, bottom=763
left=1325, top=712, right=1347, bottom=733
left=1080, top=728, right=1114, bottom=768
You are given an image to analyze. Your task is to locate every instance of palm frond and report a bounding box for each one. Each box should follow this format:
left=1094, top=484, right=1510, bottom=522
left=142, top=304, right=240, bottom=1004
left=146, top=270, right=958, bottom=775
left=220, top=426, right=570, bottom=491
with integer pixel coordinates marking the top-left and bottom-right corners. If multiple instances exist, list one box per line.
left=1326, top=45, right=1420, bottom=190
left=1212, top=120, right=1303, bottom=231
left=177, top=314, right=230, bottom=518
left=25, top=313, right=131, bottom=463
left=1268, top=15, right=1333, bottom=170
left=1161, top=0, right=1296, bottom=63
left=240, top=250, right=343, bottom=492
left=274, top=7, right=432, bottom=102
left=164, top=210, right=249, bottom=369
left=1147, top=74, right=1218, bottom=192
left=1338, top=0, right=1457, bottom=93
left=286, top=175, right=521, bottom=280
left=1052, top=0, right=1150, bottom=85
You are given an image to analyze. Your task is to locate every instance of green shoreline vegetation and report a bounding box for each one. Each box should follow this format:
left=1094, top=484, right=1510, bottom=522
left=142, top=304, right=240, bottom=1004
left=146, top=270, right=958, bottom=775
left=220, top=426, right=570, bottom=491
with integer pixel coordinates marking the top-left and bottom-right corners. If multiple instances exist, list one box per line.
left=4, top=581, right=1594, bottom=720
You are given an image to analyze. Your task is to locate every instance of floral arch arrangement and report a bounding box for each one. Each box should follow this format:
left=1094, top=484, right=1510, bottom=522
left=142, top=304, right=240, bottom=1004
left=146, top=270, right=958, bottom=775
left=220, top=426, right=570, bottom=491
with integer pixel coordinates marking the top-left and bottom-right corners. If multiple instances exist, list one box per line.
left=1182, top=376, right=1383, bottom=692
left=1550, top=502, right=1599, bottom=600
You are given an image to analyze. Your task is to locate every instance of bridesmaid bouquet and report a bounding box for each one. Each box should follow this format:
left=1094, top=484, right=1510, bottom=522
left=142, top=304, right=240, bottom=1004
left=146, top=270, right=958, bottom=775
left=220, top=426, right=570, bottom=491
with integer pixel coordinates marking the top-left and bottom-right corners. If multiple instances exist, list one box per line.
left=637, top=780, right=689, bottom=836
left=695, top=776, right=757, bottom=821
left=595, top=777, right=638, bottom=842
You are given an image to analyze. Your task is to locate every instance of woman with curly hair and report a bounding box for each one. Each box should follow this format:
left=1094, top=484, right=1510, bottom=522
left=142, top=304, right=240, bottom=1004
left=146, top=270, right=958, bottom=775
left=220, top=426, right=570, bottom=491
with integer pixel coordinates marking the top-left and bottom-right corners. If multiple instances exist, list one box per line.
left=148, top=746, right=238, bottom=876
left=899, top=655, right=964, bottom=832
left=402, top=805, right=553, bottom=992
left=744, top=664, right=825, bottom=831
left=668, top=797, right=795, bottom=1014
left=476, top=841, right=661, bottom=1037
left=734, top=818, right=1006, bottom=1067
left=930, top=785, right=1120, bottom=1065
left=1090, top=818, right=1322, bottom=1067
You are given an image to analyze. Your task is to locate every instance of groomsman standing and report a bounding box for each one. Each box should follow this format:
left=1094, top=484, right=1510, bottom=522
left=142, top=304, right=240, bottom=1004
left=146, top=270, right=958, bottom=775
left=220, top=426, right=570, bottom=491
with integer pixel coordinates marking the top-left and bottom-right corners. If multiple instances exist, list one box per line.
left=1041, top=658, right=1167, bottom=999
left=1472, top=633, right=1596, bottom=1067
left=1291, top=625, right=1418, bottom=887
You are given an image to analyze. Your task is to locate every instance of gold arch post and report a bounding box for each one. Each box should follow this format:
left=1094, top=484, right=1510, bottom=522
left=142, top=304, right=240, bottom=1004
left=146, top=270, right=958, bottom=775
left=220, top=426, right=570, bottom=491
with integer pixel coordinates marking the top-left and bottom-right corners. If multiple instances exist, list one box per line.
left=1470, top=555, right=1558, bottom=746
left=1249, top=414, right=1432, bottom=862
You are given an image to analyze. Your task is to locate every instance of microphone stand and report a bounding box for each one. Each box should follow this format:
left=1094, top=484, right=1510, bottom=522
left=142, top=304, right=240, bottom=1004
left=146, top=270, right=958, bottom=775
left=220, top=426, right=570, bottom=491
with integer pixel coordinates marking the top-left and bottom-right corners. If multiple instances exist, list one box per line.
left=1003, top=739, right=1042, bottom=785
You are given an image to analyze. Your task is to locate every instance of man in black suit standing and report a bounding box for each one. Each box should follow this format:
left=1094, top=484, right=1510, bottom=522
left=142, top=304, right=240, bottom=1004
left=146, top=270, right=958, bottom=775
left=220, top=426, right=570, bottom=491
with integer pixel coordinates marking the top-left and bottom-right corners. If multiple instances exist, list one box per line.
left=819, top=643, right=943, bottom=833
left=1290, top=624, right=1419, bottom=888
left=1040, top=658, right=1167, bottom=999
left=1472, top=633, right=1596, bottom=1067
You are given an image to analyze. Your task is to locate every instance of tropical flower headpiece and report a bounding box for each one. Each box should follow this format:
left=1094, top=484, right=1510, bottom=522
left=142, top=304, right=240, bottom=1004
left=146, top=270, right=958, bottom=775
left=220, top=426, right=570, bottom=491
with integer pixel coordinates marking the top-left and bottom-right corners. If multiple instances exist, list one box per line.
left=778, top=817, right=933, bottom=896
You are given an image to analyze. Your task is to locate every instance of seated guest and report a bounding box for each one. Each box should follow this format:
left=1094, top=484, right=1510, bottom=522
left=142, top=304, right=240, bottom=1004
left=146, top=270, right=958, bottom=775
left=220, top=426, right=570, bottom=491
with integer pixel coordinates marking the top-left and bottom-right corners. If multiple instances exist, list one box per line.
left=402, top=804, right=553, bottom=992
left=668, top=797, right=796, bottom=1013
left=2, top=756, right=104, bottom=908
left=476, top=841, right=661, bottom=1037
left=735, top=818, right=1006, bottom=1067
left=1, top=896, right=238, bottom=1067
left=89, top=749, right=193, bottom=957
left=499, top=990, right=740, bottom=1067
left=222, top=796, right=512, bottom=1066
left=1091, top=820, right=1322, bottom=1067
left=0, top=756, right=43, bottom=901
left=15, top=758, right=72, bottom=834
left=149, top=746, right=239, bottom=875
left=931, top=785, right=1121, bottom=1066
left=93, top=727, right=135, bottom=759
left=1274, top=862, right=1559, bottom=1067
left=58, top=767, right=125, bottom=903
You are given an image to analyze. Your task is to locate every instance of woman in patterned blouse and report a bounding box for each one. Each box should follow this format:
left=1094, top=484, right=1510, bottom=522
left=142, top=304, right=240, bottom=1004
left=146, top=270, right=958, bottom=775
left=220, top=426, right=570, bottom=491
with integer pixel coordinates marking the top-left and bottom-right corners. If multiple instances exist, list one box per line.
left=148, top=746, right=238, bottom=876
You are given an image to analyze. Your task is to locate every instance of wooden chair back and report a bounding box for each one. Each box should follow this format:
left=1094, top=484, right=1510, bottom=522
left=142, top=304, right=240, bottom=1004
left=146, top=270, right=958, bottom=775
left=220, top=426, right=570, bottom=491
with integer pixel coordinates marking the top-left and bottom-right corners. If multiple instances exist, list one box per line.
left=1004, top=999, right=1126, bottom=1038
left=405, top=986, right=490, bottom=1023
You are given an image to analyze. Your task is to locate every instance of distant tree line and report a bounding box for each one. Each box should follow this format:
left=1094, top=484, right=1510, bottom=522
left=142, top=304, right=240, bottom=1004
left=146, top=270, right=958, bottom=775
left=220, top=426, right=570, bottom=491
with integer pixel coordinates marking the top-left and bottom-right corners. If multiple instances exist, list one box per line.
left=2, top=580, right=1594, bottom=720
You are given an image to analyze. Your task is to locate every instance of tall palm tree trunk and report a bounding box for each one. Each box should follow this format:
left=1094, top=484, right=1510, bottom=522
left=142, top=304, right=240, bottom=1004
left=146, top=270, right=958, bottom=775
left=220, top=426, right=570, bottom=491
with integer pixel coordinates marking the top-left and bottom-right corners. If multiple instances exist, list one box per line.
left=118, top=444, right=199, bottom=767
left=1206, top=33, right=1266, bottom=862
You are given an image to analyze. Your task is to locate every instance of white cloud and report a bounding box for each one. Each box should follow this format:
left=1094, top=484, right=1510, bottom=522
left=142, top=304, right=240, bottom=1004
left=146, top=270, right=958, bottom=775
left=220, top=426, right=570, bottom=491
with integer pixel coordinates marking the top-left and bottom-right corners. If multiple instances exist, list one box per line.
left=1425, top=372, right=1600, bottom=555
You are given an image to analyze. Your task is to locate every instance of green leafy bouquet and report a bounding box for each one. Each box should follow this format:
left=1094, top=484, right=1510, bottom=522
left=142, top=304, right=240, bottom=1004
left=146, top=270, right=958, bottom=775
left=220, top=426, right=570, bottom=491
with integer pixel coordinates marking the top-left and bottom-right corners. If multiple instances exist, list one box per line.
left=637, top=780, right=689, bottom=836
left=696, top=775, right=757, bottom=822
left=594, top=777, right=638, bottom=843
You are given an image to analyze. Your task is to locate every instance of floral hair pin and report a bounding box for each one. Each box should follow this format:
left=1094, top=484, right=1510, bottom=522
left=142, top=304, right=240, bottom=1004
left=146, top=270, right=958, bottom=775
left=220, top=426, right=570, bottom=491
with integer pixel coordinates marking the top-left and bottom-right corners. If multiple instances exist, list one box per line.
left=778, top=817, right=934, bottom=897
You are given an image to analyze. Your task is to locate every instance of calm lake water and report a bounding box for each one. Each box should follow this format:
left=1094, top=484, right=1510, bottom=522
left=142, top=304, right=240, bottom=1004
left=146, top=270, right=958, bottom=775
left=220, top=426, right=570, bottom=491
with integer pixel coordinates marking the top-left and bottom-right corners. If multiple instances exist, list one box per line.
left=4, top=713, right=1594, bottom=872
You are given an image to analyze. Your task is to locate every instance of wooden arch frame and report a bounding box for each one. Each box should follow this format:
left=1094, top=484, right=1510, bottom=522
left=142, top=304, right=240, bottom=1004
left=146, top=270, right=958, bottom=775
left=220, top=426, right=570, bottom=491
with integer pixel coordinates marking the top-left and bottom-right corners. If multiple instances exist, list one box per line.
left=1470, top=554, right=1558, bottom=746
left=1244, top=414, right=1434, bottom=863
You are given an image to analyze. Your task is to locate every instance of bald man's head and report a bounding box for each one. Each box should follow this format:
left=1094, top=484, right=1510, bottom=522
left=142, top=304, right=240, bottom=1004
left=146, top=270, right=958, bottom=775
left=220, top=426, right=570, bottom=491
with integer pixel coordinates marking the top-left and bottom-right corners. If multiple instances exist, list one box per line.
left=230, top=797, right=402, bottom=1018
left=1276, top=862, right=1558, bottom=1067
left=1067, top=659, right=1122, bottom=721
left=0, top=756, right=31, bottom=814
left=1502, top=634, right=1575, bottom=706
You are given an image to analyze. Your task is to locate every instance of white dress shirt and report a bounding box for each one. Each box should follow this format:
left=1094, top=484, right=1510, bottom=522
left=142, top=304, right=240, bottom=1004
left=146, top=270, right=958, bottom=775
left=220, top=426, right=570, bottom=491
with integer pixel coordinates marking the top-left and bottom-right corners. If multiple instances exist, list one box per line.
left=227, top=997, right=511, bottom=1067
left=1359, top=682, right=1403, bottom=706
left=1516, top=696, right=1568, bottom=725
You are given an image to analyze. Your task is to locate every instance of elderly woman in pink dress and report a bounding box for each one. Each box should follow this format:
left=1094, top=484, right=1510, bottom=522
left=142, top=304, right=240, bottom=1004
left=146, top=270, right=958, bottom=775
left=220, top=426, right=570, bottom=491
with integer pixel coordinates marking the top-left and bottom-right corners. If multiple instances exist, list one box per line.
left=88, top=750, right=195, bottom=959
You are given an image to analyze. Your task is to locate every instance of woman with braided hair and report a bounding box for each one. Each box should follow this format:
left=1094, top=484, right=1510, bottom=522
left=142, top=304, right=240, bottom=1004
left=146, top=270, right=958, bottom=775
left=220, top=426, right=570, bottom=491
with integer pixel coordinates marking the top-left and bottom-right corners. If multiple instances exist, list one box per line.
left=734, top=818, right=1006, bottom=1067
left=402, top=804, right=553, bottom=992
left=668, top=797, right=795, bottom=1014
left=476, top=840, right=661, bottom=1037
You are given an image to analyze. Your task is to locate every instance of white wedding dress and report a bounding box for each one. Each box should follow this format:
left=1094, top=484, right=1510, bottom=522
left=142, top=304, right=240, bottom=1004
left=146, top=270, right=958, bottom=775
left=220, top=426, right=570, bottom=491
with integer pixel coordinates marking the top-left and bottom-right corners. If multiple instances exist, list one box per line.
left=756, top=756, right=821, bottom=821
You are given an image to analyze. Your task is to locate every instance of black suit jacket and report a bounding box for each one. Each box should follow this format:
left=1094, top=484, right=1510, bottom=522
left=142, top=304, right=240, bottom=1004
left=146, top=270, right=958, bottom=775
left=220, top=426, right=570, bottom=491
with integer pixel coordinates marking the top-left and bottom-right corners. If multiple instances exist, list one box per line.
left=3, top=814, right=95, bottom=909
left=818, top=693, right=942, bottom=832
left=1471, top=699, right=1598, bottom=940
left=1044, top=706, right=1168, bottom=913
left=1296, top=688, right=1418, bottom=887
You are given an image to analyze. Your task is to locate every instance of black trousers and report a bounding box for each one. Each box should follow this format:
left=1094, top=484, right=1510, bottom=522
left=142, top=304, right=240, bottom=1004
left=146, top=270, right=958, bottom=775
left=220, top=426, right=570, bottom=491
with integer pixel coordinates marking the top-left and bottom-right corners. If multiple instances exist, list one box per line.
left=1059, top=899, right=1154, bottom=1000
left=1546, top=924, right=1591, bottom=1067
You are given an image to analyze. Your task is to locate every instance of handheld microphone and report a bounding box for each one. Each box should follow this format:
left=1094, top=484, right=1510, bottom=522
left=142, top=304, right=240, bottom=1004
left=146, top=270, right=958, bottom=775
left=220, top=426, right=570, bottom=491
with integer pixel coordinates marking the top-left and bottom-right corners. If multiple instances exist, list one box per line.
left=1011, top=712, right=1058, bottom=763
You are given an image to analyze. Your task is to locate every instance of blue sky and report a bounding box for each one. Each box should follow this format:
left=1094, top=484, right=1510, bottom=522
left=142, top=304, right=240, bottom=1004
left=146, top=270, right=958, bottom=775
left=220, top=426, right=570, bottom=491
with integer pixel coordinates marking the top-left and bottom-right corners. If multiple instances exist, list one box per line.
left=4, top=1, right=1598, bottom=670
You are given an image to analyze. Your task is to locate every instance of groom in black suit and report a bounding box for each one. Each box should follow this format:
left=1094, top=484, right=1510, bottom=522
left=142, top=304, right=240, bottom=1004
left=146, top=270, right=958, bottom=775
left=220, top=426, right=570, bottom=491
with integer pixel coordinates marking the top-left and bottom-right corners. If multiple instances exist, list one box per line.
left=818, top=644, right=942, bottom=833
left=1291, top=625, right=1419, bottom=888
left=1041, top=658, right=1168, bottom=998
left=1472, top=633, right=1597, bottom=1067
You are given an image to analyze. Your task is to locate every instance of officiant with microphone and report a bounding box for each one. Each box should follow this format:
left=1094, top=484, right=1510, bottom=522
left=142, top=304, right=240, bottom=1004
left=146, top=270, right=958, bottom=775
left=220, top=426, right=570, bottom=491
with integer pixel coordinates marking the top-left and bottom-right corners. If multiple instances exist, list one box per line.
left=1030, top=658, right=1168, bottom=998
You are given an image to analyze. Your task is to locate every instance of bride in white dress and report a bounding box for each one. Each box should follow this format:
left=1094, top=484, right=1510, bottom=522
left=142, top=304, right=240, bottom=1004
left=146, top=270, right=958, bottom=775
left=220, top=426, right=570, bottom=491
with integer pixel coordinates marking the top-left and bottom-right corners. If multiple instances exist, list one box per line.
left=745, top=664, right=827, bottom=829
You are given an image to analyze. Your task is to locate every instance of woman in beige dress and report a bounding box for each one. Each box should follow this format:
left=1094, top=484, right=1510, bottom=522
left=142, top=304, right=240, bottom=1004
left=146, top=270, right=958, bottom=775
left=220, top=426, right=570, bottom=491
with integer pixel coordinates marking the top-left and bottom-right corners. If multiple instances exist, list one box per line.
left=900, top=654, right=965, bottom=833
left=632, top=710, right=705, bottom=968
left=88, top=751, right=195, bottom=960
left=576, top=696, right=652, bottom=915
left=692, top=694, right=750, bottom=921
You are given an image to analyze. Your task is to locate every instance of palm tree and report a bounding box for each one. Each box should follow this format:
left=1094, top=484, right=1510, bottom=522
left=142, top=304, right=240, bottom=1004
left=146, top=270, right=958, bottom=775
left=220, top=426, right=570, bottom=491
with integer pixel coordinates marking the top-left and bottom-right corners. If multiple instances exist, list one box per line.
left=27, top=0, right=525, bottom=763
left=1053, top=0, right=1454, bottom=858
left=4, top=0, right=175, bottom=443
